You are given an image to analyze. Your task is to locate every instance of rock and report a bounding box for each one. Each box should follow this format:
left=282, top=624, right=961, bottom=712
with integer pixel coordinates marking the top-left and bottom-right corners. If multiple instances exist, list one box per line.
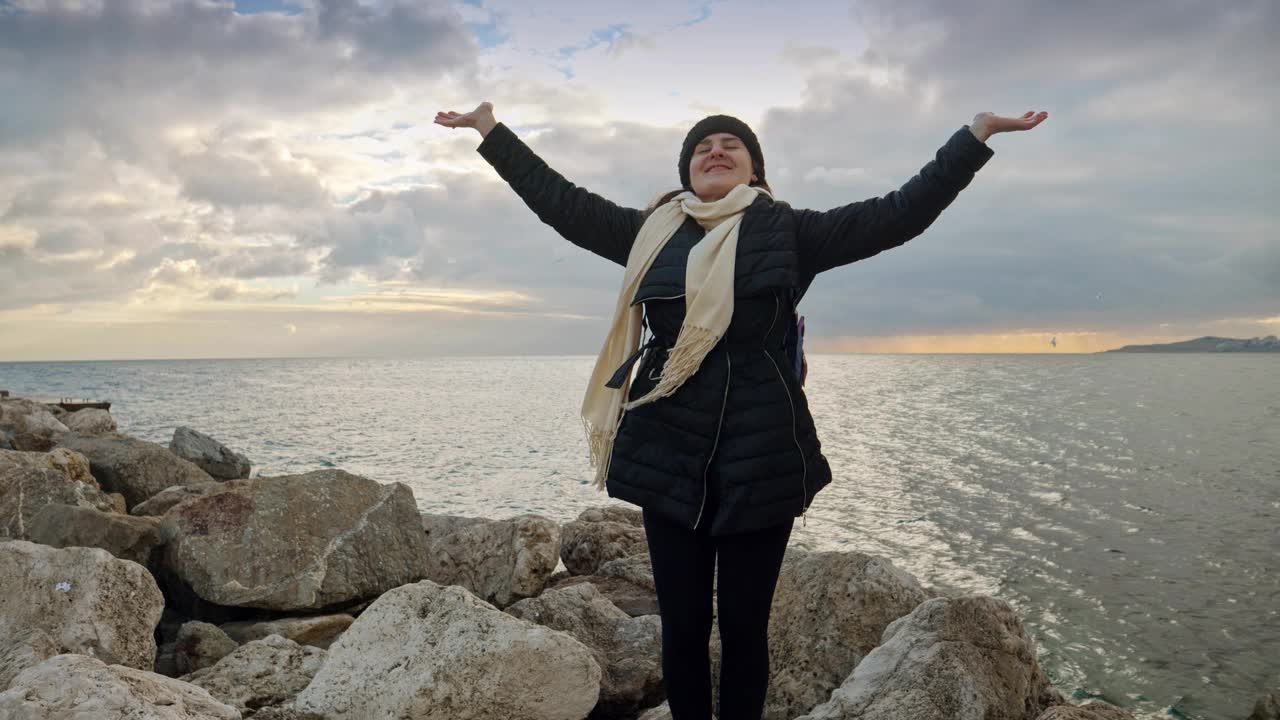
left=421, top=512, right=489, bottom=539
left=220, top=613, right=355, bottom=650
left=107, top=491, right=128, bottom=513
left=251, top=707, right=327, bottom=720
left=0, top=653, right=240, bottom=719
left=294, top=579, right=602, bottom=720
left=27, top=503, right=163, bottom=565
left=59, top=433, right=215, bottom=509
left=0, top=540, right=165, bottom=689
left=174, top=621, right=240, bottom=675
left=63, top=407, right=118, bottom=435
left=547, top=574, right=660, bottom=617
left=1036, top=700, right=1136, bottom=719
left=598, top=551, right=655, bottom=590
left=560, top=505, right=648, bottom=576
left=131, top=481, right=223, bottom=516
left=420, top=511, right=561, bottom=607
left=182, top=634, right=326, bottom=716
left=1, top=447, right=116, bottom=540
left=712, top=549, right=929, bottom=720
left=795, top=596, right=1058, bottom=720
left=636, top=701, right=716, bottom=720
left=159, top=470, right=429, bottom=611
left=1250, top=692, right=1280, bottom=720
left=171, top=426, right=252, bottom=480
left=0, top=399, right=69, bottom=451
left=508, top=583, right=663, bottom=717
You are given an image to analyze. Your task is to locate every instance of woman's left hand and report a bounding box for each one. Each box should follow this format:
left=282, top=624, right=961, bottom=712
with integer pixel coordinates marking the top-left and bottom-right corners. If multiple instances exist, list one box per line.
left=970, top=111, right=1048, bottom=143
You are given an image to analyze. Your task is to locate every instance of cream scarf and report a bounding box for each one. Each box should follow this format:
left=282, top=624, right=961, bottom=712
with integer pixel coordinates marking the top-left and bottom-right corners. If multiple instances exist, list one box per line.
left=582, top=183, right=771, bottom=491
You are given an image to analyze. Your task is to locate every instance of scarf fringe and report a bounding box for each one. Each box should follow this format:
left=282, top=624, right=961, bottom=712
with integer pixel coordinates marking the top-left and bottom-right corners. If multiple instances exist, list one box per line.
left=622, top=325, right=719, bottom=411
left=584, top=415, right=619, bottom=492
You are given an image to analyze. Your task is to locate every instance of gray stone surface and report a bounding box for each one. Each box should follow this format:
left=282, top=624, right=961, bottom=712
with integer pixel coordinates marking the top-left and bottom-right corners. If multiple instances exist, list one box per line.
left=170, top=426, right=251, bottom=480
left=28, top=503, right=163, bottom=566
left=795, top=596, right=1059, bottom=720
left=0, top=540, right=165, bottom=689
left=159, top=470, right=428, bottom=610
left=294, top=579, right=602, bottom=720
left=1, top=447, right=116, bottom=540
left=182, top=634, right=326, bottom=716
left=0, top=653, right=240, bottom=719
left=174, top=621, right=240, bottom=675
left=58, top=433, right=215, bottom=509
left=420, top=511, right=561, bottom=607
left=507, top=583, right=663, bottom=718
left=560, top=505, right=648, bottom=576
left=64, top=408, right=118, bottom=436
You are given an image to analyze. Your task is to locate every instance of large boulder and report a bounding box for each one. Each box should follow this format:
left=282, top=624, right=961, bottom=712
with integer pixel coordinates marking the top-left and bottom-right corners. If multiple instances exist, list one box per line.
left=159, top=470, right=429, bottom=611
left=220, top=613, right=355, bottom=650
left=0, top=653, right=240, bottom=719
left=27, top=503, right=164, bottom=566
left=59, top=433, right=215, bottom=509
left=547, top=574, right=660, bottom=617
left=597, top=551, right=655, bottom=589
left=294, top=579, right=602, bottom=719
left=63, top=407, right=118, bottom=436
left=420, top=512, right=488, bottom=538
left=420, top=511, right=561, bottom=607
left=173, top=621, right=240, bottom=675
left=795, top=596, right=1060, bottom=720
left=507, top=583, right=664, bottom=718
left=711, top=549, right=930, bottom=720
left=170, top=426, right=252, bottom=480
left=182, top=634, right=326, bottom=716
left=0, top=398, right=69, bottom=451
left=0, top=540, right=165, bottom=689
left=546, top=550, right=660, bottom=617
left=1, top=447, right=116, bottom=539
left=131, top=481, right=223, bottom=516
left=560, top=505, right=649, bottom=575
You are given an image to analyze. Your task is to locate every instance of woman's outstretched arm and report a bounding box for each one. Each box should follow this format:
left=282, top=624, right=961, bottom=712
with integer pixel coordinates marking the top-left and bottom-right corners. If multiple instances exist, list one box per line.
left=435, top=102, right=644, bottom=267
left=795, top=110, right=1047, bottom=278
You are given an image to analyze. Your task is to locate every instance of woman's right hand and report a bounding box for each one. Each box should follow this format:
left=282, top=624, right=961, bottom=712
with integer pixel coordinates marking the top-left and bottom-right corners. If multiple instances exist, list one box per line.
left=434, top=101, right=497, bottom=139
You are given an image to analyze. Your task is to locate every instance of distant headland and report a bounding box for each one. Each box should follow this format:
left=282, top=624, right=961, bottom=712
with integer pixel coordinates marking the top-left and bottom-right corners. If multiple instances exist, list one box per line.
left=1103, top=335, right=1279, bottom=353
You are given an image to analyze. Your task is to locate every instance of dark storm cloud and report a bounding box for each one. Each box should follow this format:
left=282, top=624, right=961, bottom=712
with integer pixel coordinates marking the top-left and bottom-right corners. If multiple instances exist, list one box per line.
left=0, top=0, right=477, bottom=145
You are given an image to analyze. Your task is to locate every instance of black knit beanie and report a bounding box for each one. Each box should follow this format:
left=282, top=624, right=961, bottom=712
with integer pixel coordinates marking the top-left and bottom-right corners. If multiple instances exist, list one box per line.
left=678, top=115, right=765, bottom=190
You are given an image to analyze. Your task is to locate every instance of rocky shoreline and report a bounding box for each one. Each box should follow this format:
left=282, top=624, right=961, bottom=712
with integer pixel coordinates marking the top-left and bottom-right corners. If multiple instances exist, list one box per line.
left=1, top=393, right=1276, bottom=719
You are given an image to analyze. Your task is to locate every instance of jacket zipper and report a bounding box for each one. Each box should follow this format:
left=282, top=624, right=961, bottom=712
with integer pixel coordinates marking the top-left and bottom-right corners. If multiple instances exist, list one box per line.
left=694, top=352, right=731, bottom=531
left=764, top=342, right=808, bottom=528
left=631, top=292, right=685, bottom=307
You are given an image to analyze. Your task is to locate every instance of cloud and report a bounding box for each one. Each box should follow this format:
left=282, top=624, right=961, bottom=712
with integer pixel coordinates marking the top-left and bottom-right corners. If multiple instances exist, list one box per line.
left=1, top=0, right=1277, bottom=359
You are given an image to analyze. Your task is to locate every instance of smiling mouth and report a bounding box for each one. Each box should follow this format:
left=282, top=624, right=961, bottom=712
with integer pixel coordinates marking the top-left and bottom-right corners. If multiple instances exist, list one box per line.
left=706, top=165, right=731, bottom=173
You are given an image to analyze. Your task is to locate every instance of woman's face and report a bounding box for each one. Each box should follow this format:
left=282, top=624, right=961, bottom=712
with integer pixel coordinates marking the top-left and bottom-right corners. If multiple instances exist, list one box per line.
left=689, top=132, right=756, bottom=202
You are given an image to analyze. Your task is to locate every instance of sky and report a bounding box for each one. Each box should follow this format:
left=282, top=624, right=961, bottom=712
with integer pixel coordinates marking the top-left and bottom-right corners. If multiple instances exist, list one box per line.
left=0, top=0, right=1276, bottom=360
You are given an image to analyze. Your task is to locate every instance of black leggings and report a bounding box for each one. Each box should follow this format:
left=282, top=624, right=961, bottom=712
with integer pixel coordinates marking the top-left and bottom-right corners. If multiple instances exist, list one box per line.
left=642, top=507, right=794, bottom=720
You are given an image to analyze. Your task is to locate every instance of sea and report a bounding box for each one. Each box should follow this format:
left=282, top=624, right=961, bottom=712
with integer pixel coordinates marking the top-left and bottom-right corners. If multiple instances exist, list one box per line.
left=2, top=354, right=1276, bottom=719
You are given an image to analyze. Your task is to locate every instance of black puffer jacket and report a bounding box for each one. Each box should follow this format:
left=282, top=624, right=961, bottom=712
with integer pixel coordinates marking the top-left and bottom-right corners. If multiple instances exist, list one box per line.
left=478, top=122, right=994, bottom=535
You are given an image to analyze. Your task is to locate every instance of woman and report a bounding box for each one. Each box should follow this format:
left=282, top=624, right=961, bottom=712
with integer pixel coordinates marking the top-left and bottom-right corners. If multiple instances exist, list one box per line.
left=434, top=102, right=1047, bottom=720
